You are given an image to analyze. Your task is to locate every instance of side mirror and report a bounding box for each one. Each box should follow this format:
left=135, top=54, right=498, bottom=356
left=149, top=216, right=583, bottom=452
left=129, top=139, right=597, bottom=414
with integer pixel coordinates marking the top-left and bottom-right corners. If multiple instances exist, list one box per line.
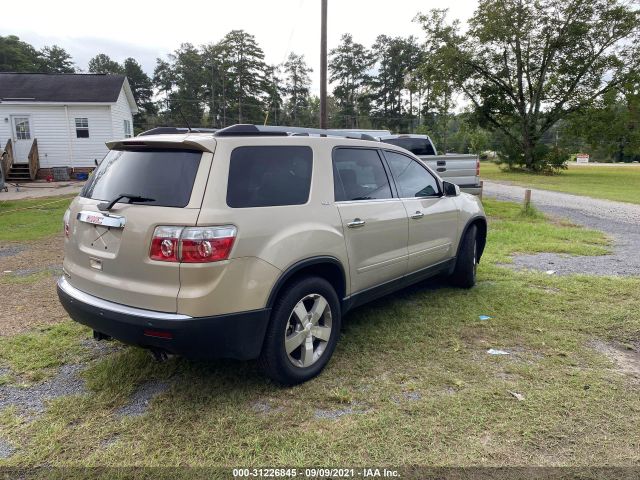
left=443, top=181, right=460, bottom=197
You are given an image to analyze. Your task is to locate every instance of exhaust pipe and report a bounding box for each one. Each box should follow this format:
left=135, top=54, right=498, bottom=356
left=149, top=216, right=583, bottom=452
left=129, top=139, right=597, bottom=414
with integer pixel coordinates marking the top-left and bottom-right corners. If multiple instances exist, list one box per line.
left=150, top=348, right=169, bottom=362
left=93, top=330, right=111, bottom=341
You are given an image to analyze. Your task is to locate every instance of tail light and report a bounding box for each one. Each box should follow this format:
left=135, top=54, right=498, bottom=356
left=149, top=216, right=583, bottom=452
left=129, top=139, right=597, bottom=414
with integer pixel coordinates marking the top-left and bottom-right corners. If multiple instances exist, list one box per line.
left=149, top=225, right=237, bottom=263
left=149, top=226, right=183, bottom=262
left=476, top=158, right=480, bottom=177
left=63, top=209, right=71, bottom=238
left=180, top=226, right=236, bottom=263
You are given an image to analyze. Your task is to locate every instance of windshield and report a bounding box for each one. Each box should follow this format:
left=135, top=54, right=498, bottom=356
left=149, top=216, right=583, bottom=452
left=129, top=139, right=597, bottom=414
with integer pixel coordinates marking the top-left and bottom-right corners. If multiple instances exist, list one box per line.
left=81, top=149, right=202, bottom=208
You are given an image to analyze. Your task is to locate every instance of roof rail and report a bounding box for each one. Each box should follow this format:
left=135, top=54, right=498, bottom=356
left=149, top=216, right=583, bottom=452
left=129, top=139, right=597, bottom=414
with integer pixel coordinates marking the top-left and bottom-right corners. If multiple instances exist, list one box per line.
left=214, top=124, right=380, bottom=141
left=138, top=126, right=218, bottom=136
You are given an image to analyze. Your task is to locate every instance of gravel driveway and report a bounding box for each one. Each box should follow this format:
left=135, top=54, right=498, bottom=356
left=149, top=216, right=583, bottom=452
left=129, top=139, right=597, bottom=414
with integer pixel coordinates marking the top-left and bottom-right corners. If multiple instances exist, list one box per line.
left=483, top=181, right=640, bottom=276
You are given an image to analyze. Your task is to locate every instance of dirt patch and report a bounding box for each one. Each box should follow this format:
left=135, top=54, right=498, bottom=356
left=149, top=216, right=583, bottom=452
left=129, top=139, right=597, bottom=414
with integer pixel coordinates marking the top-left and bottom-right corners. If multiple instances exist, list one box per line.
left=0, top=364, right=86, bottom=414
left=0, top=245, right=26, bottom=259
left=115, top=381, right=171, bottom=418
left=100, top=434, right=120, bottom=449
left=0, top=235, right=64, bottom=274
left=0, top=438, right=15, bottom=459
left=250, top=399, right=284, bottom=415
left=314, top=402, right=372, bottom=420
left=391, top=390, right=422, bottom=404
left=590, top=340, right=640, bottom=380
left=0, top=235, right=68, bottom=336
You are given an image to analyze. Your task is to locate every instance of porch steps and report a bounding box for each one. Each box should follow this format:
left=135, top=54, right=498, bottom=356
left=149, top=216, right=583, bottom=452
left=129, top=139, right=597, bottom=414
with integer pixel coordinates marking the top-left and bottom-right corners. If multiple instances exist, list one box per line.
left=6, top=164, right=31, bottom=182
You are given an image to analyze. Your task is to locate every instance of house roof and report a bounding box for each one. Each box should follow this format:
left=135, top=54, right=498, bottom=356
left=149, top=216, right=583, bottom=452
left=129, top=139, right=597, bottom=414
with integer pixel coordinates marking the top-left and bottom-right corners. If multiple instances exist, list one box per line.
left=0, top=73, right=127, bottom=103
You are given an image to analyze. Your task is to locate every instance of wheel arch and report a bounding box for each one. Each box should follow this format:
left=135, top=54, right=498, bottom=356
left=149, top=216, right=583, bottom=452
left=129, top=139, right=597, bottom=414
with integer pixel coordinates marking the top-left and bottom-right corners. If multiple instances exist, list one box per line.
left=457, top=216, right=487, bottom=263
left=266, top=256, right=347, bottom=310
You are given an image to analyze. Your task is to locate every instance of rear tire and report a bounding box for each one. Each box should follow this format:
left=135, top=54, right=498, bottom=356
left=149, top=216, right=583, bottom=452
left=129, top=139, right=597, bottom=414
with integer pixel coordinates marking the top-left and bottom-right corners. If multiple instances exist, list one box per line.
left=258, top=276, right=341, bottom=385
left=450, top=224, right=478, bottom=288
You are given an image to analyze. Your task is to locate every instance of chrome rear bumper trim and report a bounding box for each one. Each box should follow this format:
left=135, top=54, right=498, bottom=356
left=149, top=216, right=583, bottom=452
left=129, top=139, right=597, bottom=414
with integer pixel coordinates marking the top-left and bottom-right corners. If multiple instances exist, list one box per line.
left=57, top=276, right=192, bottom=321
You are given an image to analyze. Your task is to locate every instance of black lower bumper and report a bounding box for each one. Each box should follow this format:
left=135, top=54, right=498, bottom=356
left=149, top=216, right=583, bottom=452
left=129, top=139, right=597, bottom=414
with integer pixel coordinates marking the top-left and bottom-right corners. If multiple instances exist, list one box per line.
left=57, top=277, right=271, bottom=360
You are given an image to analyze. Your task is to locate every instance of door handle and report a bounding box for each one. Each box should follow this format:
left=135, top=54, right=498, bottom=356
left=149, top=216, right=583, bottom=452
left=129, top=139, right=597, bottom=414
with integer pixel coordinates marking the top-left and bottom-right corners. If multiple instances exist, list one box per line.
left=410, top=211, right=424, bottom=219
left=347, top=218, right=366, bottom=228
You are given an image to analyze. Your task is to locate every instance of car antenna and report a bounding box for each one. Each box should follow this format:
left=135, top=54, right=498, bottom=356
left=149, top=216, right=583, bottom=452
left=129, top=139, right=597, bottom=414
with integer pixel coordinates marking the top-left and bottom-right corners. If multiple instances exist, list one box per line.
left=177, top=106, right=192, bottom=132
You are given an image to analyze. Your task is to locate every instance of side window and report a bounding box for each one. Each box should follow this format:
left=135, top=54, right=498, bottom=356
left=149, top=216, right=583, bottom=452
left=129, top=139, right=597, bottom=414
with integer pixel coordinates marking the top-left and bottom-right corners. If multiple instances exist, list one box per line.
left=333, top=148, right=392, bottom=201
left=227, top=146, right=313, bottom=208
left=384, top=150, right=440, bottom=198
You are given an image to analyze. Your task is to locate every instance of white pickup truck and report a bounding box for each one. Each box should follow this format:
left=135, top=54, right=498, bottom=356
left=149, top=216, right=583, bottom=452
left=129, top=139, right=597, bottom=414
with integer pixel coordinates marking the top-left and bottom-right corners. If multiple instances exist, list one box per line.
left=378, top=134, right=482, bottom=196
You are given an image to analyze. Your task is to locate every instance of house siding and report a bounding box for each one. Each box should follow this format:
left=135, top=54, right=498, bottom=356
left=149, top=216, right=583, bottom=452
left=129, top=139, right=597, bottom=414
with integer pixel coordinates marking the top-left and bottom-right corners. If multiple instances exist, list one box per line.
left=66, top=105, right=113, bottom=167
left=110, top=90, right=134, bottom=140
left=0, top=84, right=135, bottom=171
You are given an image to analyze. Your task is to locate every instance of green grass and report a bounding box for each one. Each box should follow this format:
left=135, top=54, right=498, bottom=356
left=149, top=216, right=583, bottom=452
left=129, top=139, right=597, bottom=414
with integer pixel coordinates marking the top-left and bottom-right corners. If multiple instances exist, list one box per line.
left=482, top=199, right=610, bottom=263
left=0, top=270, right=53, bottom=286
left=1, top=199, right=638, bottom=468
left=0, top=323, right=88, bottom=383
left=0, top=196, right=74, bottom=242
left=481, top=162, right=640, bottom=204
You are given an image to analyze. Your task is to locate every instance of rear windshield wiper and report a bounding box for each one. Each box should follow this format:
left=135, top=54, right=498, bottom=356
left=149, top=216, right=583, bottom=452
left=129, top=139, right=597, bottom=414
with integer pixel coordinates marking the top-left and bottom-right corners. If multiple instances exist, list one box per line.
left=97, top=193, right=156, bottom=211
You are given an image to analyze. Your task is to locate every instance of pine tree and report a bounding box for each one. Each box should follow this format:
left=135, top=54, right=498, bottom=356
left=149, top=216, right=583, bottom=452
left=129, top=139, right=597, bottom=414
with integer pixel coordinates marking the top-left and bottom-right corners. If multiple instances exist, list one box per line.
left=329, top=34, right=375, bottom=128
left=283, top=53, right=312, bottom=125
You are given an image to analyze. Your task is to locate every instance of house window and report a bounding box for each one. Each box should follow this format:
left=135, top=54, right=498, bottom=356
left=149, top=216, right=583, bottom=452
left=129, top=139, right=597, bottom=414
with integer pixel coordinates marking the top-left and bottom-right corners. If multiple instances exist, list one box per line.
left=14, top=117, right=31, bottom=140
left=75, top=118, right=89, bottom=138
left=123, top=119, right=132, bottom=138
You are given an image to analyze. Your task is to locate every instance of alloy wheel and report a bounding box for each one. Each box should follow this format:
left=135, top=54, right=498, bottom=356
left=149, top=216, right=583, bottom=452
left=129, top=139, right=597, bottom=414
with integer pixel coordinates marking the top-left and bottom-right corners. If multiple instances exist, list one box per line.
left=284, top=293, right=333, bottom=368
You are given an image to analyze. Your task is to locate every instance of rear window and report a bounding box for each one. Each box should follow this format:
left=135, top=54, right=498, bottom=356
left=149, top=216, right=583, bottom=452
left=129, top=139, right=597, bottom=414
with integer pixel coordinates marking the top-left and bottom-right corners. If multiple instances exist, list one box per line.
left=81, top=149, right=202, bottom=208
left=227, top=146, right=313, bottom=208
left=381, top=138, right=436, bottom=156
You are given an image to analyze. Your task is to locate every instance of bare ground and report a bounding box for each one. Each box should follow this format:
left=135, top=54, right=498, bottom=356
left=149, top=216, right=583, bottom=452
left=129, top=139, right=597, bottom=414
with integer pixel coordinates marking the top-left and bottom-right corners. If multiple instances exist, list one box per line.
left=590, top=340, right=640, bottom=381
left=0, top=234, right=67, bottom=336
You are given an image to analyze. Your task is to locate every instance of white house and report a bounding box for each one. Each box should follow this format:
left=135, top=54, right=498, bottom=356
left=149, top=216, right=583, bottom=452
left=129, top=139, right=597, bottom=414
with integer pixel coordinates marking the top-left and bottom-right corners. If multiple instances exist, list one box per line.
left=0, top=73, right=137, bottom=180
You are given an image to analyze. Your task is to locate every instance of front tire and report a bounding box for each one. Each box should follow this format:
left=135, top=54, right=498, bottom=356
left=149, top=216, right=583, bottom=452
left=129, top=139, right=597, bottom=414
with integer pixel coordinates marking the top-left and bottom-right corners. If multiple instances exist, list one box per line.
left=450, top=224, right=478, bottom=288
left=259, top=276, right=341, bottom=385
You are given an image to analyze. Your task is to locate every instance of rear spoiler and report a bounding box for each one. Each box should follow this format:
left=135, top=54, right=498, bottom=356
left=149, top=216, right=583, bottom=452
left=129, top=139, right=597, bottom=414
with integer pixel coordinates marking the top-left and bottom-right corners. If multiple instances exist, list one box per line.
left=106, top=138, right=214, bottom=153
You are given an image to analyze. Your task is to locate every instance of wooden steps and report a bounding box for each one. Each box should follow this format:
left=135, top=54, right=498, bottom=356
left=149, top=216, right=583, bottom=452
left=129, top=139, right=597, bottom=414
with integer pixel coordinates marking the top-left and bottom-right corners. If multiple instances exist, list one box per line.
left=6, top=163, right=32, bottom=182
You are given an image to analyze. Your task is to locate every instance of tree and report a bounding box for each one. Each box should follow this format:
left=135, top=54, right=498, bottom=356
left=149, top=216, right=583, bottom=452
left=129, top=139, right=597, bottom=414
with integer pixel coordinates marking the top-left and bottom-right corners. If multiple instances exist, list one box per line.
left=88, top=53, right=124, bottom=74
left=219, top=30, right=267, bottom=123
left=369, top=35, right=420, bottom=131
left=564, top=75, right=640, bottom=162
left=201, top=42, right=228, bottom=127
left=164, top=43, right=207, bottom=126
left=414, top=10, right=463, bottom=149
left=283, top=53, right=312, bottom=125
left=263, top=64, right=285, bottom=125
left=329, top=34, right=375, bottom=128
left=0, top=35, right=39, bottom=72
left=123, top=57, right=155, bottom=126
left=37, top=45, right=75, bottom=73
left=422, top=0, right=640, bottom=171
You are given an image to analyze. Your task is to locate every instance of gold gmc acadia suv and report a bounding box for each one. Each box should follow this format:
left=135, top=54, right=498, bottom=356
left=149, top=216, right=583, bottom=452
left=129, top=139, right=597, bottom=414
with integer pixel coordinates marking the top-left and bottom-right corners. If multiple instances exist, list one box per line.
left=57, top=124, right=487, bottom=385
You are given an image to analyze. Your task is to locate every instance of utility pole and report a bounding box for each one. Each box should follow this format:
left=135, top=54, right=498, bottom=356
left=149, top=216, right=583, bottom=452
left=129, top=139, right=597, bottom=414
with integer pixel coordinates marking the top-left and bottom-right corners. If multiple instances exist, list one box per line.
left=320, top=0, right=328, bottom=129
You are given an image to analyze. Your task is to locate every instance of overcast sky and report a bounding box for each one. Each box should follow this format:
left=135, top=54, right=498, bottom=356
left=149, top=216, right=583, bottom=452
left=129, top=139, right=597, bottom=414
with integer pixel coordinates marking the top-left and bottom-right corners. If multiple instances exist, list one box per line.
left=13, top=0, right=477, bottom=94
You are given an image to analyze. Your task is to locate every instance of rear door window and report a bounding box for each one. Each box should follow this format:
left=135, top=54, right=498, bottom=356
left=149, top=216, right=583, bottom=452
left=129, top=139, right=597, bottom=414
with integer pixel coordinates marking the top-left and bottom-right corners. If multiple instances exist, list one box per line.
left=227, top=146, right=313, bottom=208
left=333, top=148, right=392, bottom=201
left=81, top=149, right=202, bottom=208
